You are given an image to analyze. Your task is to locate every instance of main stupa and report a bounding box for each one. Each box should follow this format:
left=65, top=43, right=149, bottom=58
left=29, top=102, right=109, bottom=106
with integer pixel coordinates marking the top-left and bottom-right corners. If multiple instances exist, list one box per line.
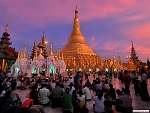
left=57, top=6, right=103, bottom=72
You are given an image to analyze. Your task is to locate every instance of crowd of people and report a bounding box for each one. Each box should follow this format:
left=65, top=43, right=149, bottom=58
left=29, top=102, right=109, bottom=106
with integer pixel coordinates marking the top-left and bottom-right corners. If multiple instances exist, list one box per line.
left=0, top=68, right=149, bottom=113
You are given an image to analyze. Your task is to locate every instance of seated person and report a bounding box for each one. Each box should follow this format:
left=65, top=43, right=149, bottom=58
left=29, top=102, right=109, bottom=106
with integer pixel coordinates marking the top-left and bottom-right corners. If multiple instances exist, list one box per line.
left=3, top=91, right=15, bottom=113
left=19, top=99, right=45, bottom=113
left=118, top=89, right=133, bottom=113
left=93, top=90, right=105, bottom=113
left=30, top=85, right=39, bottom=105
left=77, top=91, right=86, bottom=108
left=83, top=85, right=92, bottom=101
left=39, top=84, right=50, bottom=106
left=51, top=82, right=64, bottom=108
left=102, top=80, right=109, bottom=93
left=10, top=86, right=22, bottom=107
left=108, top=84, right=116, bottom=100
left=104, top=100, right=116, bottom=113
left=62, top=88, right=73, bottom=113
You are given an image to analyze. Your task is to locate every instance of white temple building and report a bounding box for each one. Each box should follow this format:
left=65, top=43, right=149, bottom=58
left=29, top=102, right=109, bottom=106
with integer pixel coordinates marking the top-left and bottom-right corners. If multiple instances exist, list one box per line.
left=11, top=33, right=66, bottom=77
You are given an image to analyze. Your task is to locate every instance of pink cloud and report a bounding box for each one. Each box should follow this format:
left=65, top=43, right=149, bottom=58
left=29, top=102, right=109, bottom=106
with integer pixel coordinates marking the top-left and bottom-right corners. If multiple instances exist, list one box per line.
left=0, top=0, right=145, bottom=27
left=127, top=23, right=150, bottom=39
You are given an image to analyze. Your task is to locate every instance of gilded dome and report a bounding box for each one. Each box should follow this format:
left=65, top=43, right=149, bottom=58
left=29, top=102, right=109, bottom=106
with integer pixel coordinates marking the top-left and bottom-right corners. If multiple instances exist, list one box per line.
left=67, top=34, right=86, bottom=44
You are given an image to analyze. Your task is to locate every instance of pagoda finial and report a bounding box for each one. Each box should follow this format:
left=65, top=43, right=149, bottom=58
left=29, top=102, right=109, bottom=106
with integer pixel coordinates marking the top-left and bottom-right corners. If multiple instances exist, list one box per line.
left=71, top=5, right=81, bottom=35
left=42, top=30, right=44, bottom=38
left=34, top=39, right=36, bottom=47
left=131, top=40, right=134, bottom=48
left=49, top=41, right=54, bottom=56
left=5, top=24, right=8, bottom=33
left=23, top=43, right=26, bottom=58
left=76, top=5, right=78, bottom=12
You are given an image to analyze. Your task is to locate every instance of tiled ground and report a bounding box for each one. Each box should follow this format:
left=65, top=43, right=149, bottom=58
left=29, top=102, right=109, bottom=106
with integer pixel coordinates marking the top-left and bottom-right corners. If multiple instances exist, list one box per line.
left=17, top=75, right=150, bottom=113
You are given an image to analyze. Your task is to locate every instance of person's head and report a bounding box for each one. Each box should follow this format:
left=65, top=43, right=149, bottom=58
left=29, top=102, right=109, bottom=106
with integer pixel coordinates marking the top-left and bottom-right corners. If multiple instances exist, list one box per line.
left=98, top=90, right=103, bottom=100
left=141, top=68, right=146, bottom=74
left=69, top=82, right=73, bottom=87
left=56, top=82, right=60, bottom=86
left=41, top=84, right=47, bottom=88
left=32, top=85, right=37, bottom=91
left=78, top=91, right=83, bottom=96
left=132, top=70, right=136, bottom=74
left=116, top=89, right=123, bottom=96
left=124, top=70, right=128, bottom=74
left=109, top=84, right=113, bottom=88
left=52, top=79, right=55, bottom=83
left=5, top=91, right=11, bottom=98
left=11, top=85, right=16, bottom=90
left=65, top=88, right=69, bottom=94
left=87, top=79, right=89, bottom=82
left=124, top=89, right=130, bottom=95
left=96, top=89, right=101, bottom=95
left=72, top=90, right=76, bottom=96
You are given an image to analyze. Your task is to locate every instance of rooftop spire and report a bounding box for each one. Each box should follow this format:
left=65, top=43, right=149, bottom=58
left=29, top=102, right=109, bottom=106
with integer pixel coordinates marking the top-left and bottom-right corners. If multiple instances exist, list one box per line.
left=23, top=43, right=26, bottom=58
left=34, top=39, right=36, bottom=47
left=5, top=24, right=8, bottom=33
left=131, top=40, right=134, bottom=48
left=49, top=41, right=54, bottom=56
left=42, top=30, right=44, bottom=38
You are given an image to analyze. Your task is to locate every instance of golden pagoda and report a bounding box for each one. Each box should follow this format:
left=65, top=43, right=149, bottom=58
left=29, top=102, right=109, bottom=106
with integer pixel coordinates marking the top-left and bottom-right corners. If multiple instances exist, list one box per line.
left=59, top=6, right=103, bottom=72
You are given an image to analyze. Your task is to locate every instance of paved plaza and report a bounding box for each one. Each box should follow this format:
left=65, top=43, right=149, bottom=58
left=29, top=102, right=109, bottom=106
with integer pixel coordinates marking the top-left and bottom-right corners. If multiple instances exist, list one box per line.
left=17, top=75, right=150, bottom=113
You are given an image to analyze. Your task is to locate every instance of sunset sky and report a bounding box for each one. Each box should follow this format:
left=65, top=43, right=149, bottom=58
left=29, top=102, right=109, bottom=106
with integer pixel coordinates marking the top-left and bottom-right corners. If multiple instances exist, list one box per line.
left=0, top=0, right=150, bottom=62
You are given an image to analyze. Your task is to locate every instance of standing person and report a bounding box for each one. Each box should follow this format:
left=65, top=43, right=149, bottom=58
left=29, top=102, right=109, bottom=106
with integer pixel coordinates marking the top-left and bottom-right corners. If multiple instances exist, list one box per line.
left=131, top=71, right=140, bottom=96
left=140, top=69, right=150, bottom=101
left=39, top=84, right=50, bottom=106
left=62, top=88, right=73, bottom=113
left=123, top=70, right=131, bottom=91
left=69, top=82, right=75, bottom=95
left=93, top=90, right=105, bottom=113
left=74, top=71, right=80, bottom=90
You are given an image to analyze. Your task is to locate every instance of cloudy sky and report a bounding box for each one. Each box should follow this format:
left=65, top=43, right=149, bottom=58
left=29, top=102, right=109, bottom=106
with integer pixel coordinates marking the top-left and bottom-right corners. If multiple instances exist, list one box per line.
left=0, top=0, right=150, bottom=62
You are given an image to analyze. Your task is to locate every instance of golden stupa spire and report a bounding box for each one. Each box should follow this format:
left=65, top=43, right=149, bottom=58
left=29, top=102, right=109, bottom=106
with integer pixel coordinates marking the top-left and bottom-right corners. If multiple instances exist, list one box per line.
left=23, top=43, right=26, bottom=58
left=49, top=41, right=54, bottom=56
left=5, top=24, right=8, bottom=33
left=72, top=5, right=81, bottom=35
